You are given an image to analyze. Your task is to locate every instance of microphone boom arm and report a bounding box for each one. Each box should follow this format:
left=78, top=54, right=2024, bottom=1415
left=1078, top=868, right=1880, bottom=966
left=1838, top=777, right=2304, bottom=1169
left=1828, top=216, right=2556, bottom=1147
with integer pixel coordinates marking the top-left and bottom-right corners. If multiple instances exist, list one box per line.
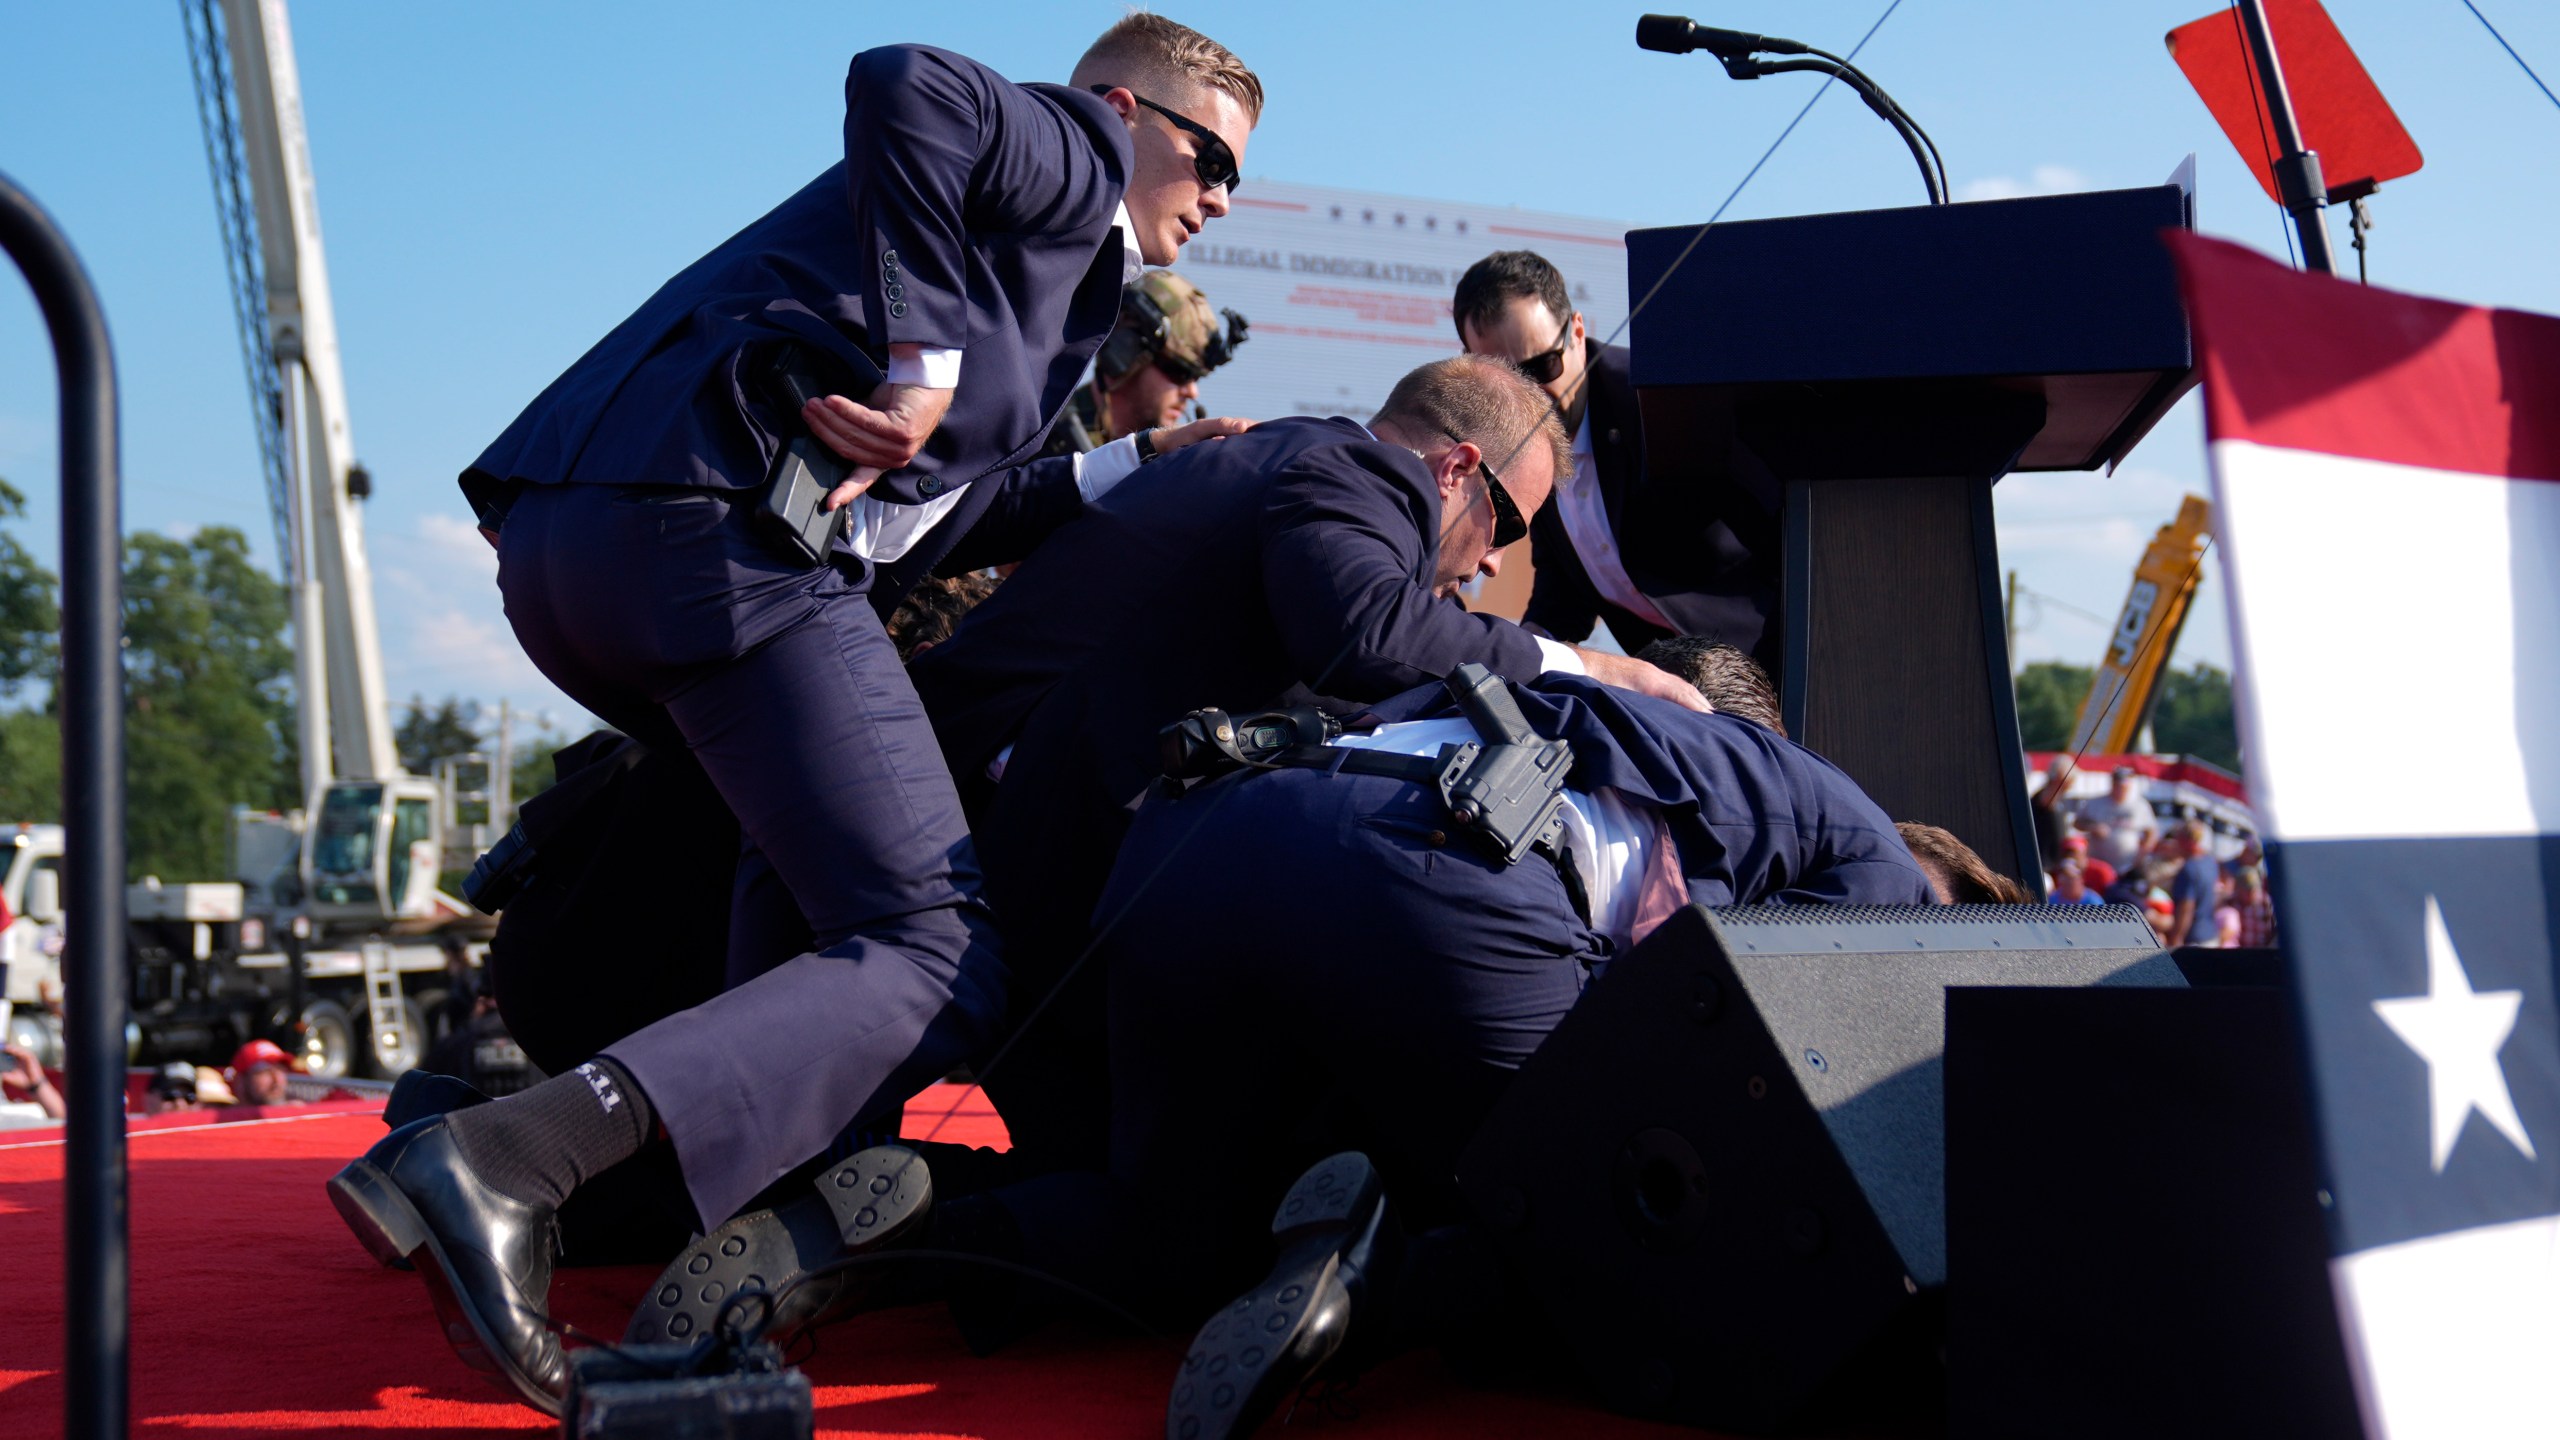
left=1729, top=54, right=1946, bottom=204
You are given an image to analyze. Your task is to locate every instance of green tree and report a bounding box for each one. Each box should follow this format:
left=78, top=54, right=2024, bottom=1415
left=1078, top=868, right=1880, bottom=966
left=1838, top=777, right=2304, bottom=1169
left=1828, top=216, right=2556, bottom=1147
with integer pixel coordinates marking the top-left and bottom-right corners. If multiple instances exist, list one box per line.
left=2149, top=662, right=2243, bottom=771
left=2011, top=661, right=2095, bottom=753
left=0, top=477, right=58, bottom=691
left=0, top=709, right=58, bottom=820
left=397, top=694, right=484, bottom=775
left=122, top=526, right=298, bottom=880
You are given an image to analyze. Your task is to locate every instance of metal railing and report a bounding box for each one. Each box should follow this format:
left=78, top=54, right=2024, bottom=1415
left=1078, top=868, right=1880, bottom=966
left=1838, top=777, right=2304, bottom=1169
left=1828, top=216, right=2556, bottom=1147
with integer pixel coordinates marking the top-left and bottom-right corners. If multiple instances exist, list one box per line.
left=0, top=169, right=130, bottom=1439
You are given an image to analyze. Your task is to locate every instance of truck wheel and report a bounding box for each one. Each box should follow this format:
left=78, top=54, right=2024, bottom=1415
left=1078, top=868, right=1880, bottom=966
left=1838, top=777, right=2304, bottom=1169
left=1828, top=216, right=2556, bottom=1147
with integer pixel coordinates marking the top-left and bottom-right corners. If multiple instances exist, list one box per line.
left=298, top=999, right=357, bottom=1080
left=362, top=995, right=432, bottom=1079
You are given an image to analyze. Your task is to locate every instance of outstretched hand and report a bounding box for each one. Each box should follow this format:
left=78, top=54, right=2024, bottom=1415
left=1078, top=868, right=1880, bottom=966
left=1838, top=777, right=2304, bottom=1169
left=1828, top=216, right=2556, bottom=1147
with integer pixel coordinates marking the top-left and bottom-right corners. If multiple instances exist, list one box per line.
left=1147, top=415, right=1256, bottom=455
left=802, top=381, right=956, bottom=511
left=1576, top=649, right=1713, bottom=713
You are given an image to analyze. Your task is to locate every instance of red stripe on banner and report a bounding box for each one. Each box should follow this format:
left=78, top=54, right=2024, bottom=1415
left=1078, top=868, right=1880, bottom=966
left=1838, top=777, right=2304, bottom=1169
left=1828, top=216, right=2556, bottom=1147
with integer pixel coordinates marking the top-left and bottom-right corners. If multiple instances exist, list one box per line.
left=2166, top=231, right=2560, bottom=484
left=1485, top=223, right=1627, bottom=248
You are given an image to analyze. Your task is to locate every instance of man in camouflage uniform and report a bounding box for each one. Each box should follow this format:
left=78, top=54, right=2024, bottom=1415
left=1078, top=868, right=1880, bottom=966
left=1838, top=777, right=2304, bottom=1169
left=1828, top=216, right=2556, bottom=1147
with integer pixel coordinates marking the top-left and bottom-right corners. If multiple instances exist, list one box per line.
left=1042, top=268, right=1248, bottom=456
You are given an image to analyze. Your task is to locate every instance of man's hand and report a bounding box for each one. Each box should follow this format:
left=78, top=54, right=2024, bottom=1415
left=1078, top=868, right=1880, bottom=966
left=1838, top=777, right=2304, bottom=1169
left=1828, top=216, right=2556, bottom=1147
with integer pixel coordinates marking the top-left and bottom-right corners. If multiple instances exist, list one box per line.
left=1147, top=415, right=1255, bottom=456
left=3, top=1044, right=41, bottom=1092
left=802, top=381, right=956, bottom=511
left=1575, top=648, right=1712, bottom=713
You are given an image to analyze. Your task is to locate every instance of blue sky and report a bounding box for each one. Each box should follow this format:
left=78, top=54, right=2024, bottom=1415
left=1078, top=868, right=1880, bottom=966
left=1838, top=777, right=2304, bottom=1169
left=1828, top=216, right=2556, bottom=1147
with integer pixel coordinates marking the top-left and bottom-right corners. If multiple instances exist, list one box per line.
left=4, top=1, right=2557, bottom=739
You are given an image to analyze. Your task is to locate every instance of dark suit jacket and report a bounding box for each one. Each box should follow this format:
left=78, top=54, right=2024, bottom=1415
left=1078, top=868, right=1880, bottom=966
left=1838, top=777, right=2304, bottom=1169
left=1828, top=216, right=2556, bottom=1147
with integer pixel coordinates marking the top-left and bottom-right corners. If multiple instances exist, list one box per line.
left=461, top=45, right=1131, bottom=570
left=1360, top=675, right=1934, bottom=907
left=908, top=415, right=1556, bottom=972
left=1524, top=342, right=1784, bottom=665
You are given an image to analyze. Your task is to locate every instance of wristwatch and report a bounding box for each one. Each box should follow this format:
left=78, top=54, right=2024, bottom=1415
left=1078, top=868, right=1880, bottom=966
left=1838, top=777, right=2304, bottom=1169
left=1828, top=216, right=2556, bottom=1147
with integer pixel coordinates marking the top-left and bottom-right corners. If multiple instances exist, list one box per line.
left=1133, top=428, right=1162, bottom=464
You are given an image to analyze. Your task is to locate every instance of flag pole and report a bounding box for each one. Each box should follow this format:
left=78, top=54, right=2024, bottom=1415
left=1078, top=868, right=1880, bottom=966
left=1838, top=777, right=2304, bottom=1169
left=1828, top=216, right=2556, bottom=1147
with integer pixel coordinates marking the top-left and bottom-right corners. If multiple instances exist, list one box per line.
left=2233, top=0, right=2340, bottom=275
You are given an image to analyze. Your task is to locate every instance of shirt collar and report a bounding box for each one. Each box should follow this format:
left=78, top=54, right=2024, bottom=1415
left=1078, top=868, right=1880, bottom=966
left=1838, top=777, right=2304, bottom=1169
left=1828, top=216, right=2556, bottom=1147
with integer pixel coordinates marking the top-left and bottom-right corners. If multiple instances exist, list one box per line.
left=1111, top=203, right=1143, bottom=285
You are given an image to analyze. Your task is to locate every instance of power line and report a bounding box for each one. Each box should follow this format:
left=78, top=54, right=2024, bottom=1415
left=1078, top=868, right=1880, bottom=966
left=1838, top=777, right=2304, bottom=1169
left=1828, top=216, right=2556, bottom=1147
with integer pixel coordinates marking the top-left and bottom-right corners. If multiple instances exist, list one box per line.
left=2459, top=0, right=2560, bottom=116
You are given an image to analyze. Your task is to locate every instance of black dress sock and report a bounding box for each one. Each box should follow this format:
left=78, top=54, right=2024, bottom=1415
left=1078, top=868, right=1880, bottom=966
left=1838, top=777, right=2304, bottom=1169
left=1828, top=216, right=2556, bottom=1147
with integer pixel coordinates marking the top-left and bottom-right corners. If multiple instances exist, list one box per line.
left=441, top=1057, right=657, bottom=1211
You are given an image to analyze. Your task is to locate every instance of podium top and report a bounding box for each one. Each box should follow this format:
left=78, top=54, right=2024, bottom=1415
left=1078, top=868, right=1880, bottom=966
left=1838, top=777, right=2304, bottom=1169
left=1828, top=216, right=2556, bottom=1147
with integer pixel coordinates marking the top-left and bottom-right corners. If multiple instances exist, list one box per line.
left=1628, top=184, right=2196, bottom=473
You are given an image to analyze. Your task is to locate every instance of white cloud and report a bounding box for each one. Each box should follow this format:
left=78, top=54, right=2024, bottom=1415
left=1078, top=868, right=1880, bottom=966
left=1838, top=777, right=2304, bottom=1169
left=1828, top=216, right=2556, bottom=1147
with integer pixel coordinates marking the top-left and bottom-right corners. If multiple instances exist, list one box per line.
left=366, top=511, right=595, bottom=728
left=1957, top=164, right=2092, bottom=203
left=1993, top=461, right=2233, bottom=673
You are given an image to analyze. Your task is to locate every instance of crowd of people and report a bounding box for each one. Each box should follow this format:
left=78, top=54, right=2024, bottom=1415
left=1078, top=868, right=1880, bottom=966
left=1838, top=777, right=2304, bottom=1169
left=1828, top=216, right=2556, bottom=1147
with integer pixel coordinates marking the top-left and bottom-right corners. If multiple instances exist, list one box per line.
left=2034, top=762, right=2277, bottom=948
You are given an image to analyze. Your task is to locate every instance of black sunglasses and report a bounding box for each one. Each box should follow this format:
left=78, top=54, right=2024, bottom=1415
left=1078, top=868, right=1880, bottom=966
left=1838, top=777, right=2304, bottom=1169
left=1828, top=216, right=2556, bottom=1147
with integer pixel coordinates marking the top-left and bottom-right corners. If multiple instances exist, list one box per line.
left=1094, top=87, right=1242, bottom=195
left=1514, top=315, right=1577, bottom=385
left=1442, top=429, right=1528, bottom=549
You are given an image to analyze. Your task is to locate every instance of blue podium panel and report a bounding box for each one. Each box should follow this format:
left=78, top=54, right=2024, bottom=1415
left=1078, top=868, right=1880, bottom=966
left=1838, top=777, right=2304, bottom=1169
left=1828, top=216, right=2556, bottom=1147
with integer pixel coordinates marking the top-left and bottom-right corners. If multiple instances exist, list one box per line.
left=1629, top=184, right=2195, bottom=472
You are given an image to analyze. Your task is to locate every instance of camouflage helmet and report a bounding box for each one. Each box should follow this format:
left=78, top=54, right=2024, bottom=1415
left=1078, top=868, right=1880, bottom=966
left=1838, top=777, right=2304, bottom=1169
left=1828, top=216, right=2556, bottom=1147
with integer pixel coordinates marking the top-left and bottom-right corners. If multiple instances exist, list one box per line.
left=1095, top=269, right=1249, bottom=385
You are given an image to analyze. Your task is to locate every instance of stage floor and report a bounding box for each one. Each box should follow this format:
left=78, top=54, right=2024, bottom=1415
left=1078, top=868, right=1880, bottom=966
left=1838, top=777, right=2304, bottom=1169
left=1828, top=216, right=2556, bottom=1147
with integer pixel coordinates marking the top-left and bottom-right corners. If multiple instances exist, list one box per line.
left=0, top=1086, right=1699, bottom=1439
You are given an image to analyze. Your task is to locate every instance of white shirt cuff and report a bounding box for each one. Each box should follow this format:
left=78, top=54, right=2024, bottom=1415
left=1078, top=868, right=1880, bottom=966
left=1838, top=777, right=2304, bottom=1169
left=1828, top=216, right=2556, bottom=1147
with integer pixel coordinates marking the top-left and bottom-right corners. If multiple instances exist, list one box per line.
left=1075, top=434, right=1145, bottom=503
left=1534, top=637, right=1587, bottom=676
left=886, top=344, right=963, bottom=389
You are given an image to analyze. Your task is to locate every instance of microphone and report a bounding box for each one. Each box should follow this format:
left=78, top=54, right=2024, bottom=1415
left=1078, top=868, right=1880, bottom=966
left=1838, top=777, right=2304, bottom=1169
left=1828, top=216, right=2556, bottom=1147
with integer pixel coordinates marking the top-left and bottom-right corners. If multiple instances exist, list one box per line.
left=1635, top=13, right=1947, bottom=205
left=1635, top=14, right=1808, bottom=60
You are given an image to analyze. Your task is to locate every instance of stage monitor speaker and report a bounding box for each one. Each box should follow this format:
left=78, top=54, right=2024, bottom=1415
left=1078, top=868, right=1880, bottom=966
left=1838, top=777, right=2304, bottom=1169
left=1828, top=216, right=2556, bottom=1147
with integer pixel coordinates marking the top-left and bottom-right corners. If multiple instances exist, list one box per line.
left=1454, top=902, right=2181, bottom=1434
left=1944, top=983, right=2360, bottom=1438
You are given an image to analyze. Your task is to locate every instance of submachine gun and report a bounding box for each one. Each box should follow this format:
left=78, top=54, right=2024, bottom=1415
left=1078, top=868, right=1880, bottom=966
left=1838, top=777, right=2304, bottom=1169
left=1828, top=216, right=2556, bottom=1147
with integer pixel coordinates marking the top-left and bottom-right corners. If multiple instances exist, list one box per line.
left=1159, top=663, right=1575, bottom=868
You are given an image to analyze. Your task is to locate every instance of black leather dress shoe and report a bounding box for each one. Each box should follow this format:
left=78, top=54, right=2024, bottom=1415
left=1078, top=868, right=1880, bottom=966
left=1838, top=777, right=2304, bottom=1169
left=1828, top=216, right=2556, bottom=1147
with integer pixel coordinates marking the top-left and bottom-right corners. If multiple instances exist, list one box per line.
left=382, top=1070, right=491, bottom=1131
left=623, top=1144, right=934, bottom=1348
left=326, top=1118, right=566, bottom=1415
left=1167, top=1152, right=1391, bottom=1440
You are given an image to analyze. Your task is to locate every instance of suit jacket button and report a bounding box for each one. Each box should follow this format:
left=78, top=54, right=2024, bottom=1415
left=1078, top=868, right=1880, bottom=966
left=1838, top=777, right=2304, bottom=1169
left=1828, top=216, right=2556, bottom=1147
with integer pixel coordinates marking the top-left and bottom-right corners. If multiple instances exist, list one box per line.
left=917, top=475, right=943, bottom=496
left=1608, top=428, right=1622, bottom=445
left=1426, top=830, right=1448, bottom=847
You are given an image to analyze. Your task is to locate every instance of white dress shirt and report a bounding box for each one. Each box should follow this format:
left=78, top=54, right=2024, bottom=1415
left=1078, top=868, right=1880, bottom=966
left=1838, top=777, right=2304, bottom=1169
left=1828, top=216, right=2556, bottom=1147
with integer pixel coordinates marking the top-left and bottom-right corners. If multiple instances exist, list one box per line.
left=1332, top=717, right=1684, bottom=949
left=1555, top=413, right=1674, bottom=633
left=844, top=205, right=1148, bottom=563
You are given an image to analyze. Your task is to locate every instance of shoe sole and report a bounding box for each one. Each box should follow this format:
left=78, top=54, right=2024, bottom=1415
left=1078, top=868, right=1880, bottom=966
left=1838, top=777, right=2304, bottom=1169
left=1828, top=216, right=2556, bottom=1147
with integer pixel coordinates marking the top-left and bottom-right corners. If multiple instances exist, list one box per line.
left=622, top=1145, right=933, bottom=1348
left=326, top=1158, right=562, bottom=1417
left=1167, top=1153, right=1379, bottom=1440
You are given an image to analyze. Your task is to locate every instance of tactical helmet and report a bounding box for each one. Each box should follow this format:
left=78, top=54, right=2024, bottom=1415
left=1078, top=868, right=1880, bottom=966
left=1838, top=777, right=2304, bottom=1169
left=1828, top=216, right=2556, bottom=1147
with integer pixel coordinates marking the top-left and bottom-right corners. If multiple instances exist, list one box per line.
left=1095, top=269, right=1249, bottom=386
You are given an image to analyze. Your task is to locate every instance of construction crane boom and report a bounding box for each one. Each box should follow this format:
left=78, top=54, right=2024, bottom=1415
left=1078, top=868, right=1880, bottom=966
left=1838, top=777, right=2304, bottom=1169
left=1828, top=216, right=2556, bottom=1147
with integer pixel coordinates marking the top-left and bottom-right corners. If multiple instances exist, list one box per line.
left=182, top=0, right=396, bottom=791
left=2065, top=494, right=2213, bottom=758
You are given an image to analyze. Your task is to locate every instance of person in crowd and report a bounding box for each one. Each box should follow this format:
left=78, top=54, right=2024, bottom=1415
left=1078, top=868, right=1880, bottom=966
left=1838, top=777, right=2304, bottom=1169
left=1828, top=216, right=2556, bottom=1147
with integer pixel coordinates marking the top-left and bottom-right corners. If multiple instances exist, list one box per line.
left=331, top=17, right=1268, bottom=1416
left=1453, top=250, right=1780, bottom=663
left=2143, top=891, right=2179, bottom=946
left=887, top=572, right=1003, bottom=662
left=617, top=354, right=1707, bottom=1351
left=2230, top=861, right=2278, bottom=947
left=2, top=1044, right=64, bottom=1122
left=2167, top=819, right=2222, bottom=947
left=2047, top=857, right=2103, bottom=906
left=2078, top=766, right=2158, bottom=879
left=1635, top=636, right=1783, bottom=734
left=2030, top=756, right=2076, bottom=872
left=1897, top=821, right=2029, bottom=904
left=1041, top=269, right=1247, bottom=457
left=143, top=1062, right=201, bottom=1116
left=747, top=670, right=1929, bottom=1436
left=229, top=1039, right=301, bottom=1108
left=2061, top=832, right=2117, bottom=896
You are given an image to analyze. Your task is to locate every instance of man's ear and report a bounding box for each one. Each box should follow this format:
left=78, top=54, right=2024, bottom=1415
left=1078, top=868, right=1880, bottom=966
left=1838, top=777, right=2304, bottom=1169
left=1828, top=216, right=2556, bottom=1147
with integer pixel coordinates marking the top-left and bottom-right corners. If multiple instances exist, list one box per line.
left=1094, top=85, right=1139, bottom=125
left=1435, top=442, right=1478, bottom=498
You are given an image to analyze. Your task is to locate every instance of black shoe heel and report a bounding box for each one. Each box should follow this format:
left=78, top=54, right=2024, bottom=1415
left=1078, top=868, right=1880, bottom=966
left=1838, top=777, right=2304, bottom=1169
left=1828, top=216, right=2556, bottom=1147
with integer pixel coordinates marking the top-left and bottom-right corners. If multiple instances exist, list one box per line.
left=623, top=1144, right=934, bottom=1348
left=328, top=1157, right=430, bottom=1267
left=1168, top=1153, right=1387, bottom=1440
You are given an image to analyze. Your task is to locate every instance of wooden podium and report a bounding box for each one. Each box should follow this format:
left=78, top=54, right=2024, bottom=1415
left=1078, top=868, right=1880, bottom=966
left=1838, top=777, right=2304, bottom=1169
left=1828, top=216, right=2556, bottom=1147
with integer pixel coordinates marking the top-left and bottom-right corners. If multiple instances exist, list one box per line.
left=1628, top=182, right=2196, bottom=884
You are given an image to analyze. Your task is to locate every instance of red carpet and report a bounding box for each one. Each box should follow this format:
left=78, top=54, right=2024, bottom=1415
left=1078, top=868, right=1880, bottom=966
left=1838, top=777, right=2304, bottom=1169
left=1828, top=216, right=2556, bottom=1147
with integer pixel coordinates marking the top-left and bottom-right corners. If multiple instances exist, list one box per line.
left=0, top=1086, right=1697, bottom=1439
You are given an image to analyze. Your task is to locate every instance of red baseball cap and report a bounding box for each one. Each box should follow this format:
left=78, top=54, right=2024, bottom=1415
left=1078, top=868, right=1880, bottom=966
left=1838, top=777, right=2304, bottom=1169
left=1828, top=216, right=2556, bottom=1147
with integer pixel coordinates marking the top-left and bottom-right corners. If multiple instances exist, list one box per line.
left=231, top=1039, right=298, bottom=1075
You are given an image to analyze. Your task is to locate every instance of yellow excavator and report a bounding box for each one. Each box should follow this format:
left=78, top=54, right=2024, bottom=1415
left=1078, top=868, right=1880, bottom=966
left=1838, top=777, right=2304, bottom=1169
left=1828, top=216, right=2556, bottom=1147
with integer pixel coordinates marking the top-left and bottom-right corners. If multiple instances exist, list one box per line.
left=2065, top=494, right=2214, bottom=757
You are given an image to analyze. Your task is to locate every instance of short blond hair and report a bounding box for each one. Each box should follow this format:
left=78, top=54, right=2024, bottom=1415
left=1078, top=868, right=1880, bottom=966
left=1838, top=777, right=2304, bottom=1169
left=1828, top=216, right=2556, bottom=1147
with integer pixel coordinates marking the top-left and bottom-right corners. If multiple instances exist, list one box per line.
left=1071, top=13, right=1265, bottom=125
left=1375, top=354, right=1573, bottom=483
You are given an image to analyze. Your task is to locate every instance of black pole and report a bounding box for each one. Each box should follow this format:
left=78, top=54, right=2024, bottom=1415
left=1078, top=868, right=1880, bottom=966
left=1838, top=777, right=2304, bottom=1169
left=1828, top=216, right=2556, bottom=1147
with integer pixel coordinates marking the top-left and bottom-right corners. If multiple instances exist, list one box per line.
left=0, top=171, right=128, bottom=1440
left=2233, top=0, right=2340, bottom=275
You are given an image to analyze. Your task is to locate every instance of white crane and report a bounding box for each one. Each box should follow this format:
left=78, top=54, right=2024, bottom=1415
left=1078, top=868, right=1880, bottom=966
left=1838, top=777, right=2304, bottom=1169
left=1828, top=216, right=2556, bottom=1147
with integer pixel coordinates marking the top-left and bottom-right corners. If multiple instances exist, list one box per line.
left=182, top=0, right=468, bottom=927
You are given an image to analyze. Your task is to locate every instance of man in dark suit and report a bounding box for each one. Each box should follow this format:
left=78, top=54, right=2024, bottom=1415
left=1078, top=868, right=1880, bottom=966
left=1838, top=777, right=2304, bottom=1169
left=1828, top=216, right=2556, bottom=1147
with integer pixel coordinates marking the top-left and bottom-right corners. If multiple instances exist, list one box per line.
left=724, top=672, right=1928, bottom=1430
left=328, top=17, right=1264, bottom=1415
left=1454, top=250, right=1782, bottom=664
left=913, top=356, right=1700, bottom=1162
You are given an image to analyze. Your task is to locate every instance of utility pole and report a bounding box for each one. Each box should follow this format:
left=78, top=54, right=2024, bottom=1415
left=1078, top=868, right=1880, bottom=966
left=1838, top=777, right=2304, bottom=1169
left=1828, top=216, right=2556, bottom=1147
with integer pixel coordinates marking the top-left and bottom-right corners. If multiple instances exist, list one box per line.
left=493, top=699, right=515, bottom=832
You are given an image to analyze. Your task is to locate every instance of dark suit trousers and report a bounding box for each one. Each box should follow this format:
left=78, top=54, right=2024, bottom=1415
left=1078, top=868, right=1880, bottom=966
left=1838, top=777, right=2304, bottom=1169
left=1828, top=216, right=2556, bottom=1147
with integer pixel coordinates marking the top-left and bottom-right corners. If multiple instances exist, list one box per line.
left=992, top=766, right=1602, bottom=1324
left=496, top=483, right=1006, bottom=1229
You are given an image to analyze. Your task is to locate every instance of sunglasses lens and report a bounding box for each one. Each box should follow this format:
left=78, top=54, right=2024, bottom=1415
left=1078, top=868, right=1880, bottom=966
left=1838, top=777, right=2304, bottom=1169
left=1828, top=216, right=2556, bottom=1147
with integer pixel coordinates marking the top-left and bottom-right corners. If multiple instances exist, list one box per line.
left=1518, top=353, right=1561, bottom=385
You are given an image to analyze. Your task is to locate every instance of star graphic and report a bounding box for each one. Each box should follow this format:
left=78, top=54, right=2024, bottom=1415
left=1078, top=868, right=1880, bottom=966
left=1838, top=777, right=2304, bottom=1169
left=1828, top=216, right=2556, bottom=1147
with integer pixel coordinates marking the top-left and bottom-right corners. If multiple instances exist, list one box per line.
left=2373, top=896, right=2538, bottom=1172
